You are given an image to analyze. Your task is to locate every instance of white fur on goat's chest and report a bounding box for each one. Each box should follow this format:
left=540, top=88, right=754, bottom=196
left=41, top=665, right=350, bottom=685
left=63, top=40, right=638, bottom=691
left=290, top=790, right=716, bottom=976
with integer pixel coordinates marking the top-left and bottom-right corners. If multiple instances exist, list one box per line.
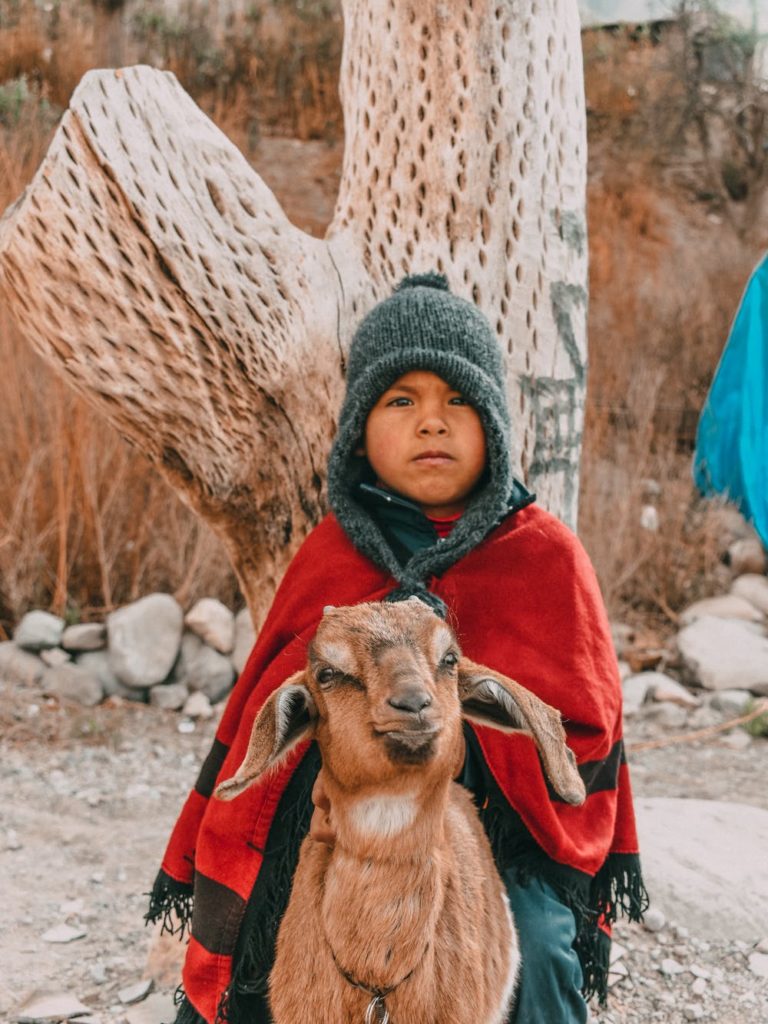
left=349, top=792, right=418, bottom=838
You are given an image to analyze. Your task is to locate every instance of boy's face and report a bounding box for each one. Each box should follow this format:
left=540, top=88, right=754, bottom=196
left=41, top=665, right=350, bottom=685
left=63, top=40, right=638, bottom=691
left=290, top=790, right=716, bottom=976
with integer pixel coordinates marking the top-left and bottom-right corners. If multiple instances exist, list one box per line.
left=358, top=370, right=487, bottom=517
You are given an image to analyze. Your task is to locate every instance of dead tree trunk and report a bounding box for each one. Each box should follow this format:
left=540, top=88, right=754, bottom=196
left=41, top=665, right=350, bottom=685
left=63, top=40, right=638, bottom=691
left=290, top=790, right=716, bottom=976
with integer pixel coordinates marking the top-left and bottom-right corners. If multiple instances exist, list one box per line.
left=0, top=0, right=587, bottom=628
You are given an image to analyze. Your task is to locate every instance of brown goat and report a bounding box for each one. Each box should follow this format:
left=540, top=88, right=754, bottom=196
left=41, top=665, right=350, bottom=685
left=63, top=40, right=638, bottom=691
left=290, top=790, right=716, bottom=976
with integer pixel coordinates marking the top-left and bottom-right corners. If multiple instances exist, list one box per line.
left=216, top=597, right=585, bottom=1024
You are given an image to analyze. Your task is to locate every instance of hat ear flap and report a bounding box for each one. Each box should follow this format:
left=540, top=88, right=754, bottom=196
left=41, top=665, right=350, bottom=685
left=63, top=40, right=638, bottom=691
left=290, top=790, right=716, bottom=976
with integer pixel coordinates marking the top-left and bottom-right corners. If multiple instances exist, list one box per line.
left=215, top=672, right=316, bottom=800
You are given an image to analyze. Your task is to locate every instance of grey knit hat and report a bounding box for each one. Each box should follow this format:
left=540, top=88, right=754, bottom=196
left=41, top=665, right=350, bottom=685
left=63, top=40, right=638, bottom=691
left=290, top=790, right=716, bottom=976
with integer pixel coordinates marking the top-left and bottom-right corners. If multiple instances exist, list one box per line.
left=327, top=272, right=517, bottom=595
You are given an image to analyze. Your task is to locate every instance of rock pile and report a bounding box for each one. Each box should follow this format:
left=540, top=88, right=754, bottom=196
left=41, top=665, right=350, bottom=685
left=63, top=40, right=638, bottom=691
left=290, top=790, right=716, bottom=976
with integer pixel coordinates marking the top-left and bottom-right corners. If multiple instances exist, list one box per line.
left=614, top=545, right=768, bottom=738
left=0, top=595, right=256, bottom=720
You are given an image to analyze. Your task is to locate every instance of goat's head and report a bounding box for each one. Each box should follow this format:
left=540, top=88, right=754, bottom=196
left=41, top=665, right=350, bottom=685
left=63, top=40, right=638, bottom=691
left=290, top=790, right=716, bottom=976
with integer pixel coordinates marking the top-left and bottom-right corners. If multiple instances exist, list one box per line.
left=215, top=598, right=586, bottom=807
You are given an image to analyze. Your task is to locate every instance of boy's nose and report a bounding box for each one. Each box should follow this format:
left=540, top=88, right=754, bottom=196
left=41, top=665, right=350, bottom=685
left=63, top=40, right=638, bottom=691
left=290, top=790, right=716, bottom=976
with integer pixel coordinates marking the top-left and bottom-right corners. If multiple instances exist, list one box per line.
left=417, top=416, right=448, bottom=435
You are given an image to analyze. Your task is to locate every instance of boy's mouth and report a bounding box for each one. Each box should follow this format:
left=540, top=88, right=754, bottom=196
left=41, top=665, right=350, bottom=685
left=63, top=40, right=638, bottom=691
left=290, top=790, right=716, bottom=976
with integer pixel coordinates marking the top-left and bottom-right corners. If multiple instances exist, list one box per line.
left=412, top=450, right=455, bottom=465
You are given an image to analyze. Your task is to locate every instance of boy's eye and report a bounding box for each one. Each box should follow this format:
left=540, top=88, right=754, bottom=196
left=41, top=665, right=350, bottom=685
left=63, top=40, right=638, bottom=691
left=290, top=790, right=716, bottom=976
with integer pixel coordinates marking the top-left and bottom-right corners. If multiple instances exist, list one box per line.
left=448, top=396, right=469, bottom=405
left=386, top=396, right=413, bottom=407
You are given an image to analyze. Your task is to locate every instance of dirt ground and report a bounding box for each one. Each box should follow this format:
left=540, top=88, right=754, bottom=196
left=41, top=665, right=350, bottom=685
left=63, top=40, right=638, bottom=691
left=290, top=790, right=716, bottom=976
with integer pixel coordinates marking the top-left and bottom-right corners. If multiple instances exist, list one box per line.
left=1, top=683, right=767, bottom=1024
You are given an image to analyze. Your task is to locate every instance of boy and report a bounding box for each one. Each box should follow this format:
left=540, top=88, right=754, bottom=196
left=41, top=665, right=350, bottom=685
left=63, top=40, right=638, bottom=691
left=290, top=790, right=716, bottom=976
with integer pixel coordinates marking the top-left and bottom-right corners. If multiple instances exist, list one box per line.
left=148, top=273, right=646, bottom=1024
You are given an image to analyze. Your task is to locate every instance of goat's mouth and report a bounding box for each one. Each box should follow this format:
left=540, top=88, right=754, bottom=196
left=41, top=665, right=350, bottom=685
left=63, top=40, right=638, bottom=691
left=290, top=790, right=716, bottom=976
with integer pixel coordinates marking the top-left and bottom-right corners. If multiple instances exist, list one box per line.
left=376, top=726, right=440, bottom=765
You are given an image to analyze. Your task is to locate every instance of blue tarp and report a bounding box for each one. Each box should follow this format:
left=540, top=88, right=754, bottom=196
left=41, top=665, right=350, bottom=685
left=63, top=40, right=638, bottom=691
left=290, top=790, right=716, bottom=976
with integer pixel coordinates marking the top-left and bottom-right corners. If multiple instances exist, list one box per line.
left=693, top=254, right=768, bottom=546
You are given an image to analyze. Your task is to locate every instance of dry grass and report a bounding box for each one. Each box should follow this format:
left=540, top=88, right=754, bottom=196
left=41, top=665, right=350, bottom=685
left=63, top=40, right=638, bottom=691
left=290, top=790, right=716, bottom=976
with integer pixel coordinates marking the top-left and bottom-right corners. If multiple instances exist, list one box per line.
left=1, top=3, right=766, bottom=635
left=578, top=169, right=762, bottom=624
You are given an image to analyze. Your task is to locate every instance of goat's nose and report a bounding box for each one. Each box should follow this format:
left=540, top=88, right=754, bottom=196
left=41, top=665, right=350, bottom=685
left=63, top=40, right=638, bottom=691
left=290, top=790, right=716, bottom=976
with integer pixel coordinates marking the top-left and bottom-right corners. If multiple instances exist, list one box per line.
left=388, top=688, right=433, bottom=714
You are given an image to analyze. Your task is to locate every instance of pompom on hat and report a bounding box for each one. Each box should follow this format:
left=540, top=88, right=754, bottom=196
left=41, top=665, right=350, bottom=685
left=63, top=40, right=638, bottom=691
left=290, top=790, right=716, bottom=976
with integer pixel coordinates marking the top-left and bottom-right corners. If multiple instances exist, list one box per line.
left=327, top=273, right=523, bottom=596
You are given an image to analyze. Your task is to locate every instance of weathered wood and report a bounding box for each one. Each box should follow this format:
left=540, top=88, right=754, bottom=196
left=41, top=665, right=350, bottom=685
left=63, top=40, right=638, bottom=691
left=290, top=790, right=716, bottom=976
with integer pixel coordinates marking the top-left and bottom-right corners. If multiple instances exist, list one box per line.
left=0, top=0, right=587, bottom=627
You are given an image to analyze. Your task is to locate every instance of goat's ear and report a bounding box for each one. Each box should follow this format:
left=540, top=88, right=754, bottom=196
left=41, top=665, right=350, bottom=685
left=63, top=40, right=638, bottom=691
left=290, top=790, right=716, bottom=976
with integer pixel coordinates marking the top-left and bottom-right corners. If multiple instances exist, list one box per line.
left=215, top=672, right=317, bottom=800
left=458, top=658, right=586, bottom=806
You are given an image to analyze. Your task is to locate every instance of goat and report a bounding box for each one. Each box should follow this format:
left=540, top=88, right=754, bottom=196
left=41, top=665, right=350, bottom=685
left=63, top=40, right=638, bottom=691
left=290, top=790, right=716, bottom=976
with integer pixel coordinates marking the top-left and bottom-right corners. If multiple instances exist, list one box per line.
left=216, top=597, right=585, bottom=1024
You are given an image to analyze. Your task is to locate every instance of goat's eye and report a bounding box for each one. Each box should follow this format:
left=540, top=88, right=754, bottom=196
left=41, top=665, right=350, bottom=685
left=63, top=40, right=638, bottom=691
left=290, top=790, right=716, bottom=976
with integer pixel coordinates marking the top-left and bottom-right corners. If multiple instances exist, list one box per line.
left=441, top=651, right=459, bottom=669
left=317, top=667, right=336, bottom=685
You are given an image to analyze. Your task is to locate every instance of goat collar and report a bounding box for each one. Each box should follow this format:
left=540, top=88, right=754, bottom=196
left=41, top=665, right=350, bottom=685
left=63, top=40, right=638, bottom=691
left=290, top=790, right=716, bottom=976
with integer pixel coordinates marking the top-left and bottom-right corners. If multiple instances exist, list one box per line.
left=326, top=937, right=429, bottom=1023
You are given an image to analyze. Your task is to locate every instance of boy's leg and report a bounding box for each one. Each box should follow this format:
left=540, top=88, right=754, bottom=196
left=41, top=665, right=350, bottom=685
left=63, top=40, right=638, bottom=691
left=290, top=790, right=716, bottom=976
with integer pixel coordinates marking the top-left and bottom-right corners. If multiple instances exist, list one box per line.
left=504, top=873, right=589, bottom=1024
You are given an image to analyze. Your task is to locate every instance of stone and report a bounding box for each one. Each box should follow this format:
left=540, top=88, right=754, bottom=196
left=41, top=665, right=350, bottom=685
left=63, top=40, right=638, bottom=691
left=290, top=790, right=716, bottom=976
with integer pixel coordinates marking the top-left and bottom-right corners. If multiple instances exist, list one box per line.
left=660, top=957, right=684, bottom=975
left=709, top=689, right=753, bottom=716
left=719, top=730, right=752, bottom=750
left=41, top=923, right=87, bottom=943
left=0, top=641, right=44, bottom=686
left=646, top=672, right=701, bottom=708
left=677, top=616, right=768, bottom=692
left=643, top=907, right=666, bottom=932
left=13, top=610, right=65, bottom=651
left=682, top=1006, right=704, bottom=1021
left=679, top=594, right=763, bottom=626
left=107, top=593, right=183, bottom=688
left=731, top=574, right=768, bottom=615
left=640, top=504, right=659, bottom=531
left=727, top=537, right=767, bottom=576
left=184, top=644, right=235, bottom=703
left=617, top=659, right=631, bottom=681
left=182, top=692, right=213, bottom=719
left=14, top=991, right=92, bottom=1021
left=125, top=992, right=177, bottom=1024
left=61, top=622, right=107, bottom=652
left=755, top=937, right=768, bottom=954
left=76, top=650, right=147, bottom=703
left=691, top=977, right=707, bottom=996
left=40, top=647, right=71, bottom=667
left=149, top=682, right=189, bottom=711
left=5, top=828, right=21, bottom=851
left=644, top=703, right=688, bottom=729
left=636, top=798, right=768, bottom=940
left=41, top=664, right=103, bottom=707
left=232, top=607, right=256, bottom=674
left=622, top=673, right=654, bottom=716
left=184, top=598, right=235, bottom=654
left=748, top=952, right=768, bottom=978
left=89, top=963, right=108, bottom=985
left=118, top=979, right=154, bottom=1005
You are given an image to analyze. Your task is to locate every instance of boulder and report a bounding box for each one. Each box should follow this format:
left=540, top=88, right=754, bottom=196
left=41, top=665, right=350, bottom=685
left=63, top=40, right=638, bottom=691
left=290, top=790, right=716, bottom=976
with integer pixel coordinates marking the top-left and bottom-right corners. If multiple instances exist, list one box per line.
left=709, top=689, right=753, bottom=716
left=107, top=593, right=183, bottom=688
left=646, top=672, right=701, bottom=708
left=76, top=649, right=148, bottom=703
left=13, top=610, right=65, bottom=651
left=41, top=664, right=103, bottom=707
left=183, top=691, right=213, bottom=719
left=0, top=641, right=44, bottom=686
left=184, top=645, right=235, bottom=703
left=622, top=673, right=655, bottom=716
left=635, top=798, right=768, bottom=940
left=184, top=598, right=235, bottom=654
left=677, top=616, right=768, bottom=692
left=61, top=622, right=107, bottom=652
left=149, top=682, right=189, bottom=711
left=731, top=574, right=768, bottom=617
left=727, top=537, right=766, bottom=576
left=679, top=594, right=763, bottom=627
left=40, top=648, right=71, bottom=668
left=643, top=703, right=688, bottom=730
left=232, top=607, right=256, bottom=674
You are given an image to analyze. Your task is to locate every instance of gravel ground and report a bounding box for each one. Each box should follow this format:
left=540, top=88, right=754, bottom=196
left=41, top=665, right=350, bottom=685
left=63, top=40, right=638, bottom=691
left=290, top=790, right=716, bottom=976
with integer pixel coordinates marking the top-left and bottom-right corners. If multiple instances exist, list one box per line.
left=2, top=682, right=767, bottom=1024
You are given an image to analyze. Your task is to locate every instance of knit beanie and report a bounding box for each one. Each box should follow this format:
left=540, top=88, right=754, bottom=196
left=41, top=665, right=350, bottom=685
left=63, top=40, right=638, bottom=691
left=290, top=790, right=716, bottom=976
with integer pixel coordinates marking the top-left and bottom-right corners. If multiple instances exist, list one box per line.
left=327, top=272, right=518, bottom=603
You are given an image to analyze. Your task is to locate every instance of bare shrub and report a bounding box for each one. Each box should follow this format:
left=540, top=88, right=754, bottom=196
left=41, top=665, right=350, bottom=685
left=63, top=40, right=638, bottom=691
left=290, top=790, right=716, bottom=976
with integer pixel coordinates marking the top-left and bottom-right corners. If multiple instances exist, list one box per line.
left=579, top=170, right=760, bottom=624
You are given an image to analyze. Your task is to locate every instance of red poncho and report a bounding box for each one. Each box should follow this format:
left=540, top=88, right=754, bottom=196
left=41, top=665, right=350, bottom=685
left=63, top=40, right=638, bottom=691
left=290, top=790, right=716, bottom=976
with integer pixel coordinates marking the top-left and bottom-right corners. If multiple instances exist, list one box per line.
left=148, top=503, right=646, bottom=1022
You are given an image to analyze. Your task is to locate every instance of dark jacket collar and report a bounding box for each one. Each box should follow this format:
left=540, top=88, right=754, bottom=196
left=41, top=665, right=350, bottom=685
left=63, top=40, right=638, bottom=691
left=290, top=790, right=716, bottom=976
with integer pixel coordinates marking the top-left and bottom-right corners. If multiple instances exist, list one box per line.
left=357, top=480, right=536, bottom=570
